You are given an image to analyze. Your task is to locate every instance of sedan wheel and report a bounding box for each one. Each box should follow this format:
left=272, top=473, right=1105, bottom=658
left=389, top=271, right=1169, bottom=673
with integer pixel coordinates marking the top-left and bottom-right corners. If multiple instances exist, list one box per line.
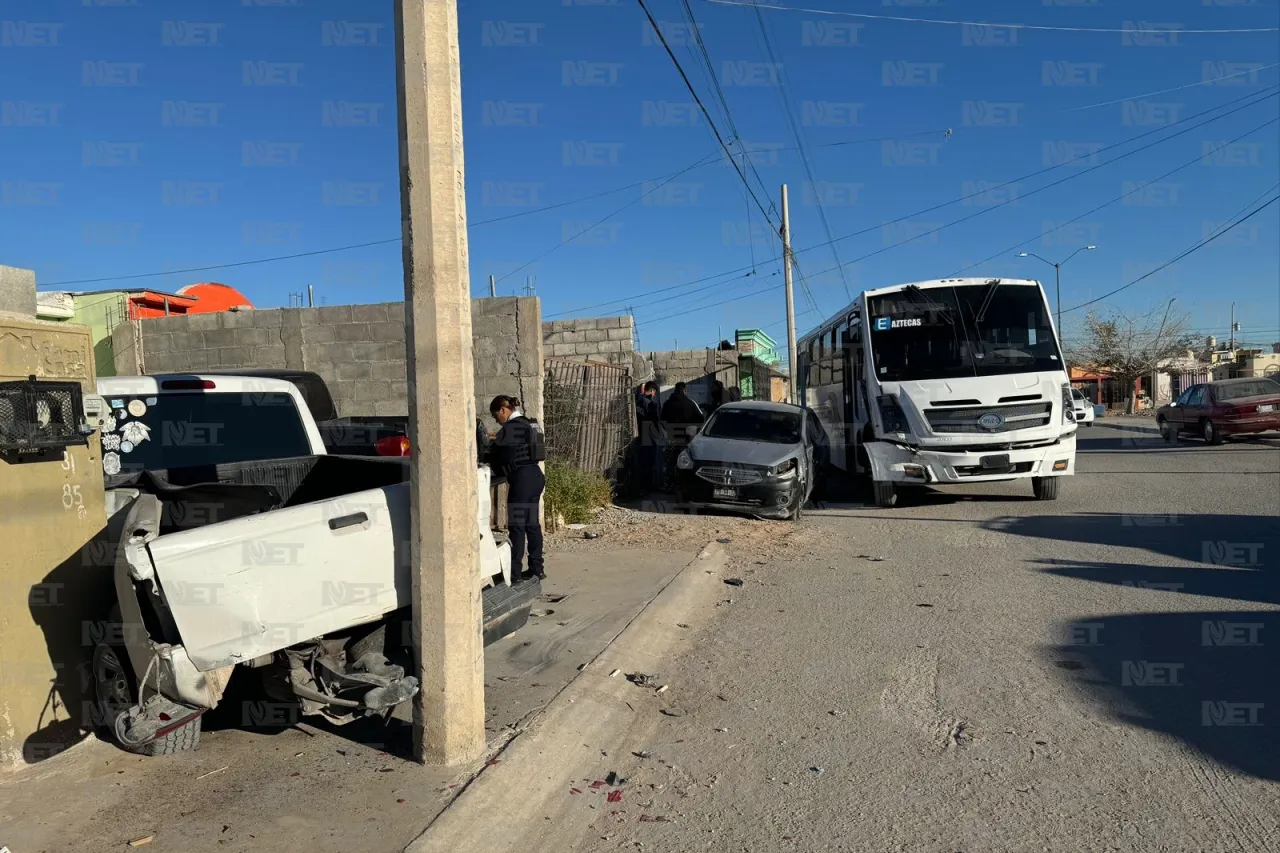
left=1202, top=419, right=1224, bottom=446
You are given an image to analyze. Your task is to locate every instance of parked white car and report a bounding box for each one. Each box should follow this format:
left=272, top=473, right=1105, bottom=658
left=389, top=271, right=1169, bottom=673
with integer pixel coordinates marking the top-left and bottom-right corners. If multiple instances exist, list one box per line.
left=1071, top=389, right=1095, bottom=426
left=92, top=374, right=535, bottom=755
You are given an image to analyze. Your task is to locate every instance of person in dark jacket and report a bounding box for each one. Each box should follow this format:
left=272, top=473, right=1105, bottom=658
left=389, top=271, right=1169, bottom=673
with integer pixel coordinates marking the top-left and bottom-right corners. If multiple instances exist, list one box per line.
left=660, top=382, right=704, bottom=482
left=634, top=381, right=661, bottom=492
left=708, top=380, right=725, bottom=416
left=489, top=395, right=545, bottom=581
left=726, top=385, right=743, bottom=403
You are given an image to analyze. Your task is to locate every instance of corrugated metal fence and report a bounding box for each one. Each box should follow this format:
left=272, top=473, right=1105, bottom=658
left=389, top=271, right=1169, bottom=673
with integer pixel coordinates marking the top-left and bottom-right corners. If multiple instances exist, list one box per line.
left=543, top=358, right=634, bottom=475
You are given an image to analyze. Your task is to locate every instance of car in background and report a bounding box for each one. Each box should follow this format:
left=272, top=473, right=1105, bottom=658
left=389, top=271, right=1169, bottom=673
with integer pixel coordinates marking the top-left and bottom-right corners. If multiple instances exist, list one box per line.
left=1156, top=378, right=1280, bottom=445
left=1070, top=389, right=1095, bottom=426
left=674, top=401, right=827, bottom=521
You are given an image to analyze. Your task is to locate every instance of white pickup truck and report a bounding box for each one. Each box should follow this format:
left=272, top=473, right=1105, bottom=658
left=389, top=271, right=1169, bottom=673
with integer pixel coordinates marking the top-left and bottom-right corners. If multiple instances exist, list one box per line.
left=92, top=373, right=539, bottom=755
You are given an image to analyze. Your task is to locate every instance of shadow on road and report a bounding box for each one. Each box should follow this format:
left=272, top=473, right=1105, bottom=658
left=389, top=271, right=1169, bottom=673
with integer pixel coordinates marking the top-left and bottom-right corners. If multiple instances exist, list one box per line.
left=992, top=511, right=1278, bottom=780
left=1050, top=605, right=1277, bottom=782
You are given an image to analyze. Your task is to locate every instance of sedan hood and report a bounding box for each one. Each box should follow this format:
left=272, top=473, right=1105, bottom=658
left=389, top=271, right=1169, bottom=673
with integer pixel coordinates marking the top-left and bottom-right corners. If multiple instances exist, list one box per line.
left=688, top=435, right=798, bottom=467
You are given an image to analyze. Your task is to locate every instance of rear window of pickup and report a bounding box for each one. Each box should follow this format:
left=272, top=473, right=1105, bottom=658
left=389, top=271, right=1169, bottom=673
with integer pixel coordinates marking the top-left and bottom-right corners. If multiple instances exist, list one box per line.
left=100, top=391, right=311, bottom=476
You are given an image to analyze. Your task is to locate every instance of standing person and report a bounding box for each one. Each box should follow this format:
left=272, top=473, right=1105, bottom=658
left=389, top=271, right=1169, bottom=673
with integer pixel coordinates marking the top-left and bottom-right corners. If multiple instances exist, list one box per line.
left=708, top=380, right=725, bottom=416
left=660, top=381, right=704, bottom=483
left=726, top=385, right=743, bottom=403
left=489, top=395, right=546, bottom=581
left=634, top=381, right=661, bottom=493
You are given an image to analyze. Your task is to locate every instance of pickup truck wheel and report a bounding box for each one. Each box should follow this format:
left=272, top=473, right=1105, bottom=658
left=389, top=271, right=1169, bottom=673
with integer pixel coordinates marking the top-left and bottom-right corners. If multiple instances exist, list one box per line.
left=92, top=643, right=202, bottom=756
left=1032, top=476, right=1060, bottom=501
left=872, top=480, right=897, bottom=508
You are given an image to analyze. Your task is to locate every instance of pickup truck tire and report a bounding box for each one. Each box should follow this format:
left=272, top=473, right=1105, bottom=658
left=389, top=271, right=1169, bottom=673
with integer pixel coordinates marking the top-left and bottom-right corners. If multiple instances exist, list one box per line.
left=1032, top=476, right=1060, bottom=501
left=92, top=643, right=202, bottom=756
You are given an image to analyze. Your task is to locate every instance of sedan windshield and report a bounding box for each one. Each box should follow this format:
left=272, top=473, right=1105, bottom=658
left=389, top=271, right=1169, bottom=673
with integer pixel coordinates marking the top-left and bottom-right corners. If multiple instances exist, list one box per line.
left=703, top=408, right=802, bottom=444
left=868, top=283, right=1063, bottom=382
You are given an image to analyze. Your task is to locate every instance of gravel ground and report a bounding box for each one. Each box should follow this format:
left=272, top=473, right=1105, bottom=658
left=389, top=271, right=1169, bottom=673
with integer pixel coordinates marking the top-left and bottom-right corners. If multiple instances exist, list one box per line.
left=547, top=422, right=1280, bottom=853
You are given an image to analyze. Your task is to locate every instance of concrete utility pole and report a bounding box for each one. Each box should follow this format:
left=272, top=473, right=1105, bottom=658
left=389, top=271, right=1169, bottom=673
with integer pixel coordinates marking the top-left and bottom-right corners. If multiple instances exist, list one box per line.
left=780, top=184, right=798, bottom=404
left=1229, top=302, right=1236, bottom=351
left=394, top=0, right=485, bottom=766
left=488, top=274, right=496, bottom=298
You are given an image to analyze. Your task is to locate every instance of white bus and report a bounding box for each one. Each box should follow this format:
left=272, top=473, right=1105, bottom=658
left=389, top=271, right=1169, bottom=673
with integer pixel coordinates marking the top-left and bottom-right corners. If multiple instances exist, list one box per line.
left=797, top=277, right=1077, bottom=506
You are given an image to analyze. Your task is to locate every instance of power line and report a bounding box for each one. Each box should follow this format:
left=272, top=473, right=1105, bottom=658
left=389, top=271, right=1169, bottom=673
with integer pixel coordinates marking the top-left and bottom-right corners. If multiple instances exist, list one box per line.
left=1062, top=191, right=1280, bottom=315
left=705, top=0, right=1280, bottom=34
left=948, top=116, right=1280, bottom=277
left=749, top=0, right=852, bottom=305
left=636, top=0, right=780, bottom=233
left=1062, top=63, right=1280, bottom=113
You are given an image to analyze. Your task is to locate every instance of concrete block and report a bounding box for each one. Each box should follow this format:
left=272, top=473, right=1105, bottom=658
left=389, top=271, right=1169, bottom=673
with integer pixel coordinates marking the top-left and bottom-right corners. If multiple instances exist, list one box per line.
left=176, top=313, right=218, bottom=333
left=551, top=343, right=576, bottom=357
left=473, top=336, right=500, bottom=359
left=203, top=328, right=238, bottom=349
left=561, top=330, right=585, bottom=344
left=369, top=321, right=406, bottom=343
left=351, top=302, right=390, bottom=323
left=373, top=400, right=408, bottom=417
left=471, top=314, right=510, bottom=341
left=302, top=323, right=338, bottom=344
left=250, top=308, right=284, bottom=329
left=606, top=327, right=631, bottom=342
left=584, top=329, right=607, bottom=343
left=314, top=305, right=353, bottom=324
left=335, top=323, right=373, bottom=343
left=386, top=301, right=405, bottom=321
left=249, top=346, right=287, bottom=367
left=350, top=341, right=382, bottom=361
left=542, top=330, right=564, bottom=346
left=336, top=360, right=373, bottom=381
left=597, top=340, right=624, bottom=353
left=233, top=327, right=271, bottom=347
left=215, top=311, right=253, bottom=330
left=573, top=342, right=599, bottom=356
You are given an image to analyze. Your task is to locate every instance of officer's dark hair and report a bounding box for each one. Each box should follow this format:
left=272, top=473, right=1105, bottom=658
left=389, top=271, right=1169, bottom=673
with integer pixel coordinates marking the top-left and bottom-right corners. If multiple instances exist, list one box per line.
left=489, top=395, right=521, bottom=416
left=643, top=381, right=659, bottom=393
left=673, top=382, right=687, bottom=393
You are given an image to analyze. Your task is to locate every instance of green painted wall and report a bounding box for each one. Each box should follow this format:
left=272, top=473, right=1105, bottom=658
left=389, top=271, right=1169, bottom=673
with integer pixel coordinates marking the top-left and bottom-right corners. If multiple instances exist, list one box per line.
left=71, top=293, right=127, bottom=378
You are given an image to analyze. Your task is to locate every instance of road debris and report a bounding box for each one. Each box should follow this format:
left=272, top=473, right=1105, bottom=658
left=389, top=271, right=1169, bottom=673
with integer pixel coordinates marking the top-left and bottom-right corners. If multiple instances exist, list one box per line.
left=639, top=815, right=671, bottom=823
left=626, top=673, right=659, bottom=688
left=656, top=685, right=669, bottom=694
left=810, top=766, right=825, bottom=775
left=660, top=708, right=687, bottom=718
left=607, top=790, right=623, bottom=803
left=567, top=523, right=587, bottom=530
left=606, top=771, right=621, bottom=785
left=723, top=578, right=745, bottom=587
left=128, top=837, right=155, bottom=848
left=582, top=531, right=600, bottom=540
left=633, top=750, right=653, bottom=759
left=590, top=780, right=608, bottom=790
left=716, top=537, right=731, bottom=544
left=609, top=668, right=622, bottom=677
left=196, top=765, right=229, bottom=780
left=916, top=603, right=934, bottom=608
left=570, top=787, right=583, bottom=795
left=715, top=727, right=729, bottom=733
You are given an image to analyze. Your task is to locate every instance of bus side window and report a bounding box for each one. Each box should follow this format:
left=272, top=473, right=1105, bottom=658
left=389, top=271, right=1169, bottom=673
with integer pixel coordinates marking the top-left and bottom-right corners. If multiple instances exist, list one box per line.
left=820, top=331, right=834, bottom=385
left=834, top=323, right=848, bottom=387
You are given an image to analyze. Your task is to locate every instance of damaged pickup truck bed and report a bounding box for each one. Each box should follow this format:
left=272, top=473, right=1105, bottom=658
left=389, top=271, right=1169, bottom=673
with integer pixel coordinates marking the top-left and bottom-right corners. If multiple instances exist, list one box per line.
left=93, top=374, right=540, bottom=755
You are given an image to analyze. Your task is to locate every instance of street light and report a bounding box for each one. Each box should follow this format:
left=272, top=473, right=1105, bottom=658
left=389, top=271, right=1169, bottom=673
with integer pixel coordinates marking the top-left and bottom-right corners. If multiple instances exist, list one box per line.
left=1016, top=245, right=1097, bottom=332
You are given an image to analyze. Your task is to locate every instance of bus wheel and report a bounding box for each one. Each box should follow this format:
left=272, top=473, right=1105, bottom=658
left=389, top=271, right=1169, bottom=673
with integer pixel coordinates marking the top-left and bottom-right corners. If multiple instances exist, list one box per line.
left=872, top=480, right=897, bottom=508
left=1032, top=476, right=1060, bottom=501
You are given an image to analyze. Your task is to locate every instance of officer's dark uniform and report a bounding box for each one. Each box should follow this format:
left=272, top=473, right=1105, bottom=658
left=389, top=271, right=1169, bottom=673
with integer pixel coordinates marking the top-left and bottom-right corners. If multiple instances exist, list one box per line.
left=491, top=413, right=546, bottom=580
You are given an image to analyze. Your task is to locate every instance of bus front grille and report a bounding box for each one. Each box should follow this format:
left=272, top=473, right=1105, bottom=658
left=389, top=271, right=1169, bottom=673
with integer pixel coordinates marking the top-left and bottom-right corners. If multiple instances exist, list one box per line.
left=924, top=402, right=1053, bottom=433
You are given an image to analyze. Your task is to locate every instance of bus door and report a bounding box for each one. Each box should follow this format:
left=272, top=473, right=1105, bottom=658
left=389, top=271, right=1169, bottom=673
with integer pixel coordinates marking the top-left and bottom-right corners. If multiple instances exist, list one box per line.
left=847, top=312, right=870, bottom=475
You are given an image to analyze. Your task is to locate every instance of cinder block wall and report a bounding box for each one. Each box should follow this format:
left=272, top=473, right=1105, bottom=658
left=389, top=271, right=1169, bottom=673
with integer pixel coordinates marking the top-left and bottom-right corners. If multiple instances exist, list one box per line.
left=113, top=297, right=543, bottom=425
left=648, top=349, right=740, bottom=405
left=542, top=316, right=635, bottom=365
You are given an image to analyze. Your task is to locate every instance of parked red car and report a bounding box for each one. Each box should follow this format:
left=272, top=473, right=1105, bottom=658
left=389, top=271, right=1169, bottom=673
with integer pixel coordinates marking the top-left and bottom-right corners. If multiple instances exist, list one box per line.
left=1157, top=378, right=1280, bottom=444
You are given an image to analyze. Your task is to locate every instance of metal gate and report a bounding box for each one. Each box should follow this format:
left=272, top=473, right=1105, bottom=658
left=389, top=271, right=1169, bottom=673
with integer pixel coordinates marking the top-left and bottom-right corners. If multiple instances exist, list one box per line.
left=543, top=359, right=633, bottom=474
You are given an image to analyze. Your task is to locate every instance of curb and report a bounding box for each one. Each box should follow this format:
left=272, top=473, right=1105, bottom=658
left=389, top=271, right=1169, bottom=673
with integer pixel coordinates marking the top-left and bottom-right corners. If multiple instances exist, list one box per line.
left=404, top=541, right=728, bottom=853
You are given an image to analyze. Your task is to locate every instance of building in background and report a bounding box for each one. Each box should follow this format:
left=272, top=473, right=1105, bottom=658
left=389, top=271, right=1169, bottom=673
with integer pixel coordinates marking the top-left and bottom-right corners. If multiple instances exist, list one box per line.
left=34, top=282, right=254, bottom=377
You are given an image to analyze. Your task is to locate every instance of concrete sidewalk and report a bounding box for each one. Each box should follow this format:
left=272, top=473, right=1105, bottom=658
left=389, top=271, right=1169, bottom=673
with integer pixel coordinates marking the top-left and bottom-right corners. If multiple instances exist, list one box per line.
left=0, top=548, right=697, bottom=853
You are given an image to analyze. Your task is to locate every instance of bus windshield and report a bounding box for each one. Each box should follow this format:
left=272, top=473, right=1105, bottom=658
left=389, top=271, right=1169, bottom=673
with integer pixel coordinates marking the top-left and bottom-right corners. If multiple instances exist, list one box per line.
left=867, top=283, right=1062, bottom=382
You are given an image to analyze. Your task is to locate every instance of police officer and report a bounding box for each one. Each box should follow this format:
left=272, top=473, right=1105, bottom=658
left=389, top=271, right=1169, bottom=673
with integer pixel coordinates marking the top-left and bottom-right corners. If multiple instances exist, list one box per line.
left=489, top=395, right=546, bottom=581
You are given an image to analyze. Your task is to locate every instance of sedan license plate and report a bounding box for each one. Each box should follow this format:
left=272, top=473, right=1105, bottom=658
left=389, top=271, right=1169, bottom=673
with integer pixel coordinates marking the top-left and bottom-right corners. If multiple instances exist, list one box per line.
left=712, top=487, right=738, bottom=500
left=1258, top=404, right=1275, bottom=413
left=980, top=454, right=1011, bottom=470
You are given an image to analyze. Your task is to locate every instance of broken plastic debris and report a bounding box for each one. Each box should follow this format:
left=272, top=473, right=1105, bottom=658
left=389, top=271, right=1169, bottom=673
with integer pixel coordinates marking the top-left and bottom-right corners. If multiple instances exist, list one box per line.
left=723, top=578, right=744, bottom=587
left=716, top=537, right=731, bottom=544
left=632, top=750, right=652, bottom=759
left=583, top=531, right=600, bottom=540
left=570, top=787, right=583, bottom=795
left=810, top=766, right=825, bottom=774
left=626, top=673, right=659, bottom=688
left=609, top=669, right=622, bottom=678
left=605, top=771, right=620, bottom=785
left=607, top=790, right=622, bottom=803
left=660, top=708, right=686, bottom=718
left=128, top=837, right=155, bottom=848
left=639, top=815, right=671, bottom=823
left=590, top=780, right=608, bottom=790
left=656, top=685, right=669, bottom=694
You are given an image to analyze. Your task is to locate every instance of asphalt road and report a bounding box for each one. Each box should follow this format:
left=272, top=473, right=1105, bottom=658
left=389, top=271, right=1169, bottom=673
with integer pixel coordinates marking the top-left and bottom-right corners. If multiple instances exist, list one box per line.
left=557, top=420, right=1280, bottom=853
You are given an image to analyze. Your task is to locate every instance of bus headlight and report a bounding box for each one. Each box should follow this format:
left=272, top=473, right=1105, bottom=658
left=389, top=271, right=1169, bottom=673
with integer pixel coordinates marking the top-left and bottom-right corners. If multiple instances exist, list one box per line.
left=877, top=395, right=910, bottom=434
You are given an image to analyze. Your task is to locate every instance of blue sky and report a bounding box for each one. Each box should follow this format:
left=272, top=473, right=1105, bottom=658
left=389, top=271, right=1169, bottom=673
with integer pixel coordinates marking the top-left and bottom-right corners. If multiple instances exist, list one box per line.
left=2, top=0, right=1277, bottom=355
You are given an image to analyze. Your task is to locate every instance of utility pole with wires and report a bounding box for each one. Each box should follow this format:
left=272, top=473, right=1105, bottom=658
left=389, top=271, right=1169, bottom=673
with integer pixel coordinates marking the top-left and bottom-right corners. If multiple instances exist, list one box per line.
left=394, top=0, right=485, bottom=767
left=780, top=184, right=798, bottom=404
left=488, top=274, right=496, bottom=298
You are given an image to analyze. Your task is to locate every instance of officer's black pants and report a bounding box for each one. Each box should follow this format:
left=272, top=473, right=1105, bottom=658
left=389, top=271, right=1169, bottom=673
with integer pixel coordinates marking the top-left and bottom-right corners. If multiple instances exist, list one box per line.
left=507, top=465, right=545, bottom=578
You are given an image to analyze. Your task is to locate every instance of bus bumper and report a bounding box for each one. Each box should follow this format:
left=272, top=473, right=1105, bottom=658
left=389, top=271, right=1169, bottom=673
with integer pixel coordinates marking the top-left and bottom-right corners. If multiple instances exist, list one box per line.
left=865, top=435, right=1077, bottom=485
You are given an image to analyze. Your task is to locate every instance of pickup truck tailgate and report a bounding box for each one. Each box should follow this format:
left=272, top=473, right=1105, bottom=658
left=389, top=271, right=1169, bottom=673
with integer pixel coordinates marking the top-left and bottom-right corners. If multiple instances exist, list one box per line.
left=147, top=485, right=408, bottom=670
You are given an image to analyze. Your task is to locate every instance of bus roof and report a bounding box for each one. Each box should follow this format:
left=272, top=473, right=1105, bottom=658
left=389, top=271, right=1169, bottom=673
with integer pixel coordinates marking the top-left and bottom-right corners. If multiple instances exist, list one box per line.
left=801, top=277, right=1043, bottom=341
